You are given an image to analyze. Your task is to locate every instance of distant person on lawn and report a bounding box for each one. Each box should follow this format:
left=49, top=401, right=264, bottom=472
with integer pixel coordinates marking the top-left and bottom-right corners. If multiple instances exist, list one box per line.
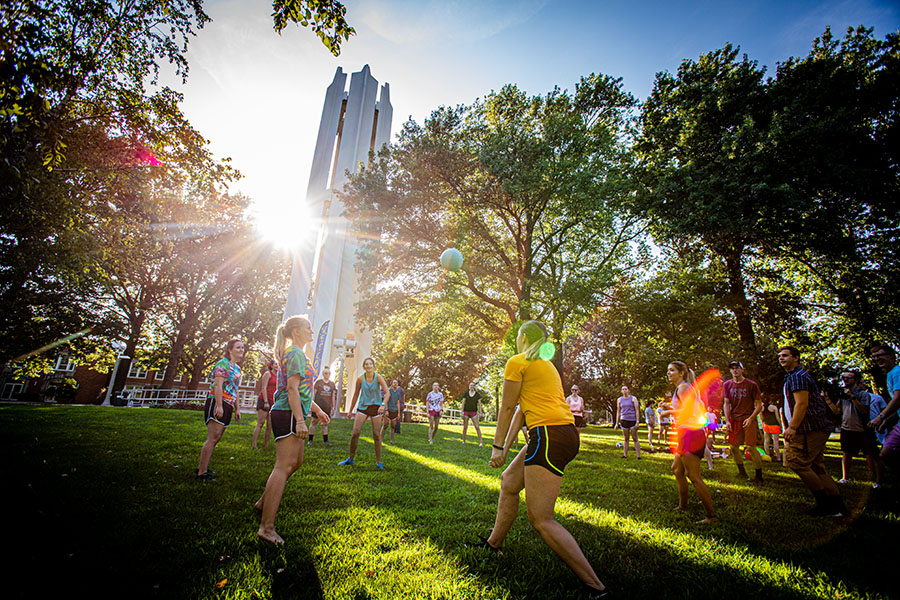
left=384, top=379, right=405, bottom=444
left=616, top=386, right=641, bottom=459
left=196, top=338, right=244, bottom=481
left=458, top=381, right=485, bottom=445
left=723, top=360, right=764, bottom=483
left=777, top=346, right=845, bottom=517
left=566, top=384, right=586, bottom=431
left=251, top=359, right=277, bottom=449
left=307, top=365, right=336, bottom=446
left=822, top=369, right=883, bottom=488
left=339, top=357, right=390, bottom=469
left=869, top=343, right=900, bottom=470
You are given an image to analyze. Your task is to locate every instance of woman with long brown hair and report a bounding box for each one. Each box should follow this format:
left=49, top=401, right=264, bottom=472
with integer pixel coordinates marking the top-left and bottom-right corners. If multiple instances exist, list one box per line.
left=660, top=361, right=716, bottom=523
left=196, top=338, right=244, bottom=481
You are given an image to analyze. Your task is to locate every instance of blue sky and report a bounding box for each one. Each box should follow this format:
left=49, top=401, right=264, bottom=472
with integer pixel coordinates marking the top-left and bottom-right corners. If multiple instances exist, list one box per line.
left=165, top=0, right=899, bottom=230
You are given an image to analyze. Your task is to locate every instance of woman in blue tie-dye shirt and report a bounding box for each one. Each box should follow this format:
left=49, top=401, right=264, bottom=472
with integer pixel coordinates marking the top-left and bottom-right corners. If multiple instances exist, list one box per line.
left=196, top=339, right=244, bottom=481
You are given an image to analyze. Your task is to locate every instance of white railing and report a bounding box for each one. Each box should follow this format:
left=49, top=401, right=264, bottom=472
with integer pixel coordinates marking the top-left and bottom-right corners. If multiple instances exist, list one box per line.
left=404, top=402, right=464, bottom=424
left=121, top=388, right=258, bottom=410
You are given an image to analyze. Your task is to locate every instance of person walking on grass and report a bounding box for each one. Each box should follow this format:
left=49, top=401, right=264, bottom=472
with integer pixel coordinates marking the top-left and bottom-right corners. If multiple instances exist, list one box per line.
left=778, top=346, right=846, bottom=517
left=660, top=361, right=716, bottom=523
left=567, top=385, right=586, bottom=431
left=251, top=359, right=277, bottom=449
left=644, top=400, right=657, bottom=452
left=869, top=343, right=900, bottom=470
left=339, top=357, right=390, bottom=469
left=470, top=320, right=611, bottom=600
left=761, top=398, right=784, bottom=464
left=196, top=339, right=244, bottom=481
left=823, top=370, right=883, bottom=489
left=658, top=394, right=672, bottom=447
left=384, top=379, right=404, bottom=445
left=723, top=361, right=764, bottom=483
left=256, top=316, right=330, bottom=545
left=616, top=386, right=641, bottom=459
left=426, top=382, right=445, bottom=445
left=459, top=381, right=485, bottom=445
left=308, top=366, right=336, bottom=446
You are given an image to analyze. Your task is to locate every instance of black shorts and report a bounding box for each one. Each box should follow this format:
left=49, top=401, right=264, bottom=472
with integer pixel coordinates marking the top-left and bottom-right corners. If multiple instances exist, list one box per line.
left=359, top=404, right=382, bottom=417
left=620, top=420, right=636, bottom=429
left=387, top=409, right=399, bottom=420
left=270, top=408, right=300, bottom=441
left=524, top=424, right=579, bottom=476
left=573, top=415, right=585, bottom=428
left=204, top=397, right=233, bottom=427
left=840, top=428, right=878, bottom=456
left=314, top=395, right=333, bottom=417
left=256, top=395, right=270, bottom=412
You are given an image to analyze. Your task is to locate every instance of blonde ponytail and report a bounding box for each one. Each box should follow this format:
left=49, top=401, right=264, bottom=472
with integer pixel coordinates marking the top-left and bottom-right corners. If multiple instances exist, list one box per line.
left=518, top=320, right=548, bottom=362
left=274, top=315, right=308, bottom=363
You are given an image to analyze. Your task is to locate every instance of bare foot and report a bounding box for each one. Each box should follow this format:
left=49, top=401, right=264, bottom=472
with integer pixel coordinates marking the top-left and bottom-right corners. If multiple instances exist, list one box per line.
left=673, top=505, right=687, bottom=511
left=254, top=502, right=263, bottom=512
left=699, top=516, right=718, bottom=524
left=257, top=528, right=284, bottom=545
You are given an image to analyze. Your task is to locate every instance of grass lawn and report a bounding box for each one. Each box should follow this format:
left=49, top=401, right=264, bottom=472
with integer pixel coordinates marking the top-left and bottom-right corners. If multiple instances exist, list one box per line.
left=1, top=404, right=896, bottom=599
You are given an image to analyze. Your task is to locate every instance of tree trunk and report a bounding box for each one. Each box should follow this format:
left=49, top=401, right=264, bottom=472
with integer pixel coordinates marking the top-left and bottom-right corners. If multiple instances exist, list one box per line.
left=721, top=245, right=760, bottom=368
left=160, top=318, right=196, bottom=389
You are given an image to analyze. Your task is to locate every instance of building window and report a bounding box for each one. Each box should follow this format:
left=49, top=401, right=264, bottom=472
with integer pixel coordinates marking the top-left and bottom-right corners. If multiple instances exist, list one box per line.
left=1, top=382, right=23, bottom=399
left=173, top=373, right=183, bottom=383
left=128, top=364, right=147, bottom=379
left=154, top=369, right=165, bottom=381
left=54, top=356, right=75, bottom=373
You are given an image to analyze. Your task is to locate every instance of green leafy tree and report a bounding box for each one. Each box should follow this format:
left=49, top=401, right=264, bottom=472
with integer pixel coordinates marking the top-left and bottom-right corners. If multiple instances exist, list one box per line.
left=635, top=44, right=777, bottom=373
left=272, top=0, right=355, bottom=56
left=765, top=26, right=900, bottom=352
left=343, top=75, right=640, bottom=374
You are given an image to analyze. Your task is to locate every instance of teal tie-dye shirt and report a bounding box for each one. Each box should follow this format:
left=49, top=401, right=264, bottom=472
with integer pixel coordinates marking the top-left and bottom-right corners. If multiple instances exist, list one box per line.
left=272, top=345, right=316, bottom=416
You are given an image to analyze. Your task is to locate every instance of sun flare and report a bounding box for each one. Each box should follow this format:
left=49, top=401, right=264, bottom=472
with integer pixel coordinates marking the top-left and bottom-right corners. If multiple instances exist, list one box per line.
left=251, top=196, right=316, bottom=250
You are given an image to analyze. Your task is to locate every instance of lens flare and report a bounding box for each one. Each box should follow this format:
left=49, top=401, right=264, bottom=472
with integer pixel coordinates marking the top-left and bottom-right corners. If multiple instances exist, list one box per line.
left=669, top=368, right=721, bottom=454
left=539, top=341, right=556, bottom=361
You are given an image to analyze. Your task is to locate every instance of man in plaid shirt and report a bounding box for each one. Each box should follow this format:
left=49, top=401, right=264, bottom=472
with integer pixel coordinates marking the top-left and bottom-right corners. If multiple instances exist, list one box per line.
left=778, top=346, right=846, bottom=517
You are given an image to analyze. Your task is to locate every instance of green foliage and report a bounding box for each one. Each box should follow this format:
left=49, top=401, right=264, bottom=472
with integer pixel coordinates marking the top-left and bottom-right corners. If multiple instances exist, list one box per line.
left=343, top=76, right=639, bottom=389
left=271, top=0, right=355, bottom=56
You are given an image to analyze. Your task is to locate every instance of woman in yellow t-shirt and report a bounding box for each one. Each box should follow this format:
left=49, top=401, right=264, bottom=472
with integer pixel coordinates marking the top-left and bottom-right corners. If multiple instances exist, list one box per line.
left=471, top=321, right=609, bottom=599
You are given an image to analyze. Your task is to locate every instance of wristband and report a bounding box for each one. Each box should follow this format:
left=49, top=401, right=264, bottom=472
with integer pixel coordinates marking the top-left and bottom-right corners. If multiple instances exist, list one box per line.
left=491, top=444, right=504, bottom=451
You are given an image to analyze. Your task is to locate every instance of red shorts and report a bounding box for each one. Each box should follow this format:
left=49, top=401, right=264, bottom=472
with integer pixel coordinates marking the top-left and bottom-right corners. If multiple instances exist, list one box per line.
left=728, top=418, right=758, bottom=447
left=463, top=411, right=477, bottom=418
left=763, top=423, right=782, bottom=434
left=676, top=428, right=706, bottom=458
left=428, top=409, right=441, bottom=417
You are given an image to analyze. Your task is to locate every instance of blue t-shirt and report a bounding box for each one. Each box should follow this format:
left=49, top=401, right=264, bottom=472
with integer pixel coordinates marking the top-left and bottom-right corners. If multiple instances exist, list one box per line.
left=887, top=365, right=900, bottom=398
left=388, top=387, right=404, bottom=411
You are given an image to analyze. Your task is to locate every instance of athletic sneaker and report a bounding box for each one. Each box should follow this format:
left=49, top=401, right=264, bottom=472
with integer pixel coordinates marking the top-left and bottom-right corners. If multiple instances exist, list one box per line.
left=582, top=584, right=613, bottom=599
left=338, top=457, right=354, bottom=466
left=838, top=478, right=849, bottom=484
left=195, top=471, right=215, bottom=482
left=376, top=462, right=385, bottom=470
left=465, top=537, right=501, bottom=553
left=324, top=441, right=332, bottom=447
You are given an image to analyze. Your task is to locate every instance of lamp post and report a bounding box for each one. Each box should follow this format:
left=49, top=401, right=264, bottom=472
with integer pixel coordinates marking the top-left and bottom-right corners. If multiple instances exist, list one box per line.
left=102, top=342, right=128, bottom=407
left=332, top=338, right=357, bottom=417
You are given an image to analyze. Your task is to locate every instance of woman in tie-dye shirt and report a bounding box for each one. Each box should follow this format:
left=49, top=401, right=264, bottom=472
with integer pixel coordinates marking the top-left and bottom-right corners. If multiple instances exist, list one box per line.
left=196, top=339, right=244, bottom=481
left=256, top=315, right=330, bottom=545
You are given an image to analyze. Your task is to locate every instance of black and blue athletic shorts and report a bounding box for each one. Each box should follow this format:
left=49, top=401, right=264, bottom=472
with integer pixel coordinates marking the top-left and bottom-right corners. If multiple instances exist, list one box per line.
left=524, top=424, right=579, bottom=476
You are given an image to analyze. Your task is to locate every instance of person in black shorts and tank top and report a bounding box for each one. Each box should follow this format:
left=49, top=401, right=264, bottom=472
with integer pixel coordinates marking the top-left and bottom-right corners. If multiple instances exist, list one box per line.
left=308, top=366, right=336, bottom=446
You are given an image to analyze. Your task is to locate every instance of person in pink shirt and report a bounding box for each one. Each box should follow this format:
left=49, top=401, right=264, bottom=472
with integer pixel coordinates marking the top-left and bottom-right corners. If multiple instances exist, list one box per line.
left=567, top=384, right=586, bottom=430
